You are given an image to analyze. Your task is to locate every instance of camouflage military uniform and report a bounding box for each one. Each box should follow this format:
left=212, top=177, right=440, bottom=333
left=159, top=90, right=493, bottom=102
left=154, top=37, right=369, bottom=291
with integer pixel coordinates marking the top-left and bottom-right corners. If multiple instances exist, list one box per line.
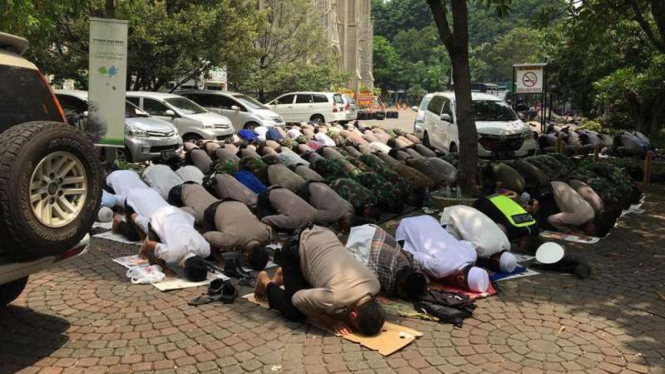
left=294, top=135, right=308, bottom=144
left=393, top=164, right=435, bottom=190
left=524, top=154, right=574, bottom=181
left=278, top=138, right=294, bottom=148
left=346, top=157, right=372, bottom=172
left=209, top=159, right=238, bottom=176
left=239, top=157, right=266, bottom=173
left=330, top=158, right=363, bottom=178
left=359, top=154, right=412, bottom=198
left=311, top=158, right=350, bottom=181
left=329, top=178, right=377, bottom=212
left=359, top=154, right=389, bottom=172
left=355, top=172, right=404, bottom=213
left=328, top=132, right=347, bottom=147
left=571, top=162, right=635, bottom=205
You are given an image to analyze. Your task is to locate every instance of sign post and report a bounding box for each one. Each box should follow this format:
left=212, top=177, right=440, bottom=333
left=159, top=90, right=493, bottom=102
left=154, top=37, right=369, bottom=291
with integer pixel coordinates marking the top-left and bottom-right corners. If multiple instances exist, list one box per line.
left=88, top=17, right=128, bottom=148
left=513, top=63, right=547, bottom=132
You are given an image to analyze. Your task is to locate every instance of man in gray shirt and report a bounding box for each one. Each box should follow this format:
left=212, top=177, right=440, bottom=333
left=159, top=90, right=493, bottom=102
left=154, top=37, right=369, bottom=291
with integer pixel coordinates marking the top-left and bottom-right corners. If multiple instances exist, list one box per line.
left=254, top=226, right=385, bottom=336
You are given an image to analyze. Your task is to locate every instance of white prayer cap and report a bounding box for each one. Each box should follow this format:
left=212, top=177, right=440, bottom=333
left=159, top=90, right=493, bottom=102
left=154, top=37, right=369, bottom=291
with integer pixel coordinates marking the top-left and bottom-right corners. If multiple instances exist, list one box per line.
left=98, top=207, right=113, bottom=223
left=467, top=267, right=490, bottom=293
left=500, top=252, right=518, bottom=273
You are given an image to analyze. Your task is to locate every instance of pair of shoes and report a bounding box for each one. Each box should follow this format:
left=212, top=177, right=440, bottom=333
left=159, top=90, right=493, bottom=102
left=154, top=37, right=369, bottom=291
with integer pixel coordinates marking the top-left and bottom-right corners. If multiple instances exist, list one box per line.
left=212, top=279, right=238, bottom=304
left=188, top=279, right=238, bottom=306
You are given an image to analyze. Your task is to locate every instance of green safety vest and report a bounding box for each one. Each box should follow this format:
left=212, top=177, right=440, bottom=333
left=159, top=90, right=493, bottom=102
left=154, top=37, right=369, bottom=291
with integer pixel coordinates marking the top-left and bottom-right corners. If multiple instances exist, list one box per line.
left=489, top=194, right=536, bottom=227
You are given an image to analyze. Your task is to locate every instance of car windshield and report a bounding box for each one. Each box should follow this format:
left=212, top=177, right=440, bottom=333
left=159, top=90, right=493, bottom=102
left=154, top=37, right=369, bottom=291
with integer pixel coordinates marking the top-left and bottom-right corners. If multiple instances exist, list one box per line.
left=125, top=101, right=149, bottom=118
left=419, top=95, right=433, bottom=111
left=473, top=100, right=517, bottom=121
left=164, top=97, right=206, bottom=114
left=233, top=94, right=268, bottom=110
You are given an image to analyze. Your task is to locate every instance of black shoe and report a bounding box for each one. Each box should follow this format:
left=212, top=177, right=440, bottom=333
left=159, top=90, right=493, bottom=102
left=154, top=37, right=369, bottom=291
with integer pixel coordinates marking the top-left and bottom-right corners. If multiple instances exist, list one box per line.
left=221, top=283, right=238, bottom=304
left=223, top=260, right=244, bottom=279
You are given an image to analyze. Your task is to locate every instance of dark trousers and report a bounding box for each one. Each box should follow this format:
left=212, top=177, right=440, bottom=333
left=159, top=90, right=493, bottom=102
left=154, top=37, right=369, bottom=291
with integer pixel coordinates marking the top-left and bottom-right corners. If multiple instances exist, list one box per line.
left=266, top=246, right=309, bottom=322
left=116, top=204, right=141, bottom=241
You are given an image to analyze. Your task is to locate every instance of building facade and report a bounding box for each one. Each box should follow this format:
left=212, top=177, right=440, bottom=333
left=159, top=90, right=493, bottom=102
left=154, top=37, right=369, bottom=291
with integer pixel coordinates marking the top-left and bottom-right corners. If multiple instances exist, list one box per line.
left=316, top=0, right=374, bottom=91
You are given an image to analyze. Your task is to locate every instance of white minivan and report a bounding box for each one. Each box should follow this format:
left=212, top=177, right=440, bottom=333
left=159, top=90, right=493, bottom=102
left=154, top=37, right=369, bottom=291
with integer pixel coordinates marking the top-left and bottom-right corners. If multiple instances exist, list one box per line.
left=266, top=91, right=346, bottom=124
left=126, top=92, right=234, bottom=143
left=416, top=92, right=536, bottom=159
left=178, top=90, right=284, bottom=131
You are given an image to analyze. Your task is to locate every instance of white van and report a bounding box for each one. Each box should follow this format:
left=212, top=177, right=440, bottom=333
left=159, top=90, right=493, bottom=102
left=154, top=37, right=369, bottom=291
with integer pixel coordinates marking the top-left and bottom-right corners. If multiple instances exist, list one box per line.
left=266, top=91, right=346, bottom=124
left=416, top=92, right=536, bottom=159
left=178, top=90, right=284, bottom=131
left=126, top=92, right=234, bottom=143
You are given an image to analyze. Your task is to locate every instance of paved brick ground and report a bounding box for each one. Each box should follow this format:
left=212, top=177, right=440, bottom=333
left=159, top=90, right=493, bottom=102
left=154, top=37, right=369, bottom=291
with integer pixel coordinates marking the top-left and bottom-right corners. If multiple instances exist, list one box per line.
left=1, top=187, right=664, bottom=374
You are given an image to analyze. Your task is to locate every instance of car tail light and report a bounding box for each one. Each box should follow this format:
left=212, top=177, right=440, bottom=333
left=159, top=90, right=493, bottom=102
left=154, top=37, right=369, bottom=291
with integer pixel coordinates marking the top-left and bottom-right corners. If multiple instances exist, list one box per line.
left=38, top=71, right=67, bottom=124
left=333, top=102, right=338, bottom=113
left=345, top=103, right=350, bottom=111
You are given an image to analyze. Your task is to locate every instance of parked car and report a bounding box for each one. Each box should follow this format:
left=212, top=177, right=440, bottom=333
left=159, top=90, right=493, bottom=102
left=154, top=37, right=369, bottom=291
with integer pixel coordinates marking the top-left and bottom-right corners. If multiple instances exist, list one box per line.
left=0, top=32, right=100, bottom=306
left=55, top=90, right=183, bottom=162
left=412, top=93, right=434, bottom=134
left=177, top=90, right=284, bottom=131
left=416, top=92, right=537, bottom=159
left=340, top=94, right=357, bottom=124
left=266, top=91, right=346, bottom=124
left=126, top=92, right=233, bottom=142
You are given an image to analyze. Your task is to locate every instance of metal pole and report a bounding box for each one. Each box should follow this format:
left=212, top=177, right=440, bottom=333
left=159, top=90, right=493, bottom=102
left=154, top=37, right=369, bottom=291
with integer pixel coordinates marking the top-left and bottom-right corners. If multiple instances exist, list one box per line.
left=104, top=0, right=118, bottom=169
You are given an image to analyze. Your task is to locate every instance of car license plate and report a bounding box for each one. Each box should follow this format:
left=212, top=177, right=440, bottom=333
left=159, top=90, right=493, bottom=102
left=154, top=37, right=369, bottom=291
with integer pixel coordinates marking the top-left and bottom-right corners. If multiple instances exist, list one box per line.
left=161, top=149, right=176, bottom=159
left=492, top=151, right=515, bottom=159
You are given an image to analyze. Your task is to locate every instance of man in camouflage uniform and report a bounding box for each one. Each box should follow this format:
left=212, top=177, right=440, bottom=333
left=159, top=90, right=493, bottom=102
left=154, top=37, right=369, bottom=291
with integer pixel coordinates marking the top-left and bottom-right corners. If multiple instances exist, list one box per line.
left=524, top=154, right=574, bottom=181
left=329, top=178, right=381, bottom=220
left=393, top=164, right=436, bottom=191
left=571, top=162, right=638, bottom=210
left=208, top=159, right=238, bottom=177
left=330, top=158, right=363, bottom=179
left=359, top=154, right=413, bottom=200
left=355, top=172, right=404, bottom=213
left=311, top=158, right=351, bottom=182
left=239, top=157, right=269, bottom=185
left=328, top=132, right=347, bottom=147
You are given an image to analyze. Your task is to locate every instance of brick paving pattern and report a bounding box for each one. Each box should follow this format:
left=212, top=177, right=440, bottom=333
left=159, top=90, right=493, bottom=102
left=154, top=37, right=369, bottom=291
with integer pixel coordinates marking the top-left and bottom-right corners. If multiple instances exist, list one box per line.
left=1, top=187, right=664, bottom=374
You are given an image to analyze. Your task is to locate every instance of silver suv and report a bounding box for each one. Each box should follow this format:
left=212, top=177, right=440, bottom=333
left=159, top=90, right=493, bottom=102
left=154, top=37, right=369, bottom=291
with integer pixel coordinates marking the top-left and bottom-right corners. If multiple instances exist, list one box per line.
left=56, top=90, right=183, bottom=162
left=0, top=33, right=100, bottom=306
left=127, top=91, right=234, bottom=143
left=178, top=90, right=284, bottom=131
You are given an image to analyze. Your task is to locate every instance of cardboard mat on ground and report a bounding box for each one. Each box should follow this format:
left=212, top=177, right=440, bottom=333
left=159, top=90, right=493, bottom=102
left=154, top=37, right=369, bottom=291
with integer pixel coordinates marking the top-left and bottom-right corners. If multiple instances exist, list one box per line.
left=242, top=293, right=422, bottom=356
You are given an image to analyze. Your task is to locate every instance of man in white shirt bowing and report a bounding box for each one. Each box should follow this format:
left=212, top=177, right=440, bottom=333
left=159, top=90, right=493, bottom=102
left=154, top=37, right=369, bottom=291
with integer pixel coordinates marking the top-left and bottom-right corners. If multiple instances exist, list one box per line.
left=395, top=215, right=490, bottom=293
left=142, top=164, right=185, bottom=200
left=440, top=205, right=518, bottom=274
left=121, top=188, right=210, bottom=281
left=105, top=169, right=149, bottom=207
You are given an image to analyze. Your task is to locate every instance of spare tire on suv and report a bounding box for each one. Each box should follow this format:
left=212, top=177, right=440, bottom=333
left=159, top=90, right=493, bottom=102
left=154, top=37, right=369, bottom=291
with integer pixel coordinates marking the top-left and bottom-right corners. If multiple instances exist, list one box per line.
left=0, top=121, right=103, bottom=260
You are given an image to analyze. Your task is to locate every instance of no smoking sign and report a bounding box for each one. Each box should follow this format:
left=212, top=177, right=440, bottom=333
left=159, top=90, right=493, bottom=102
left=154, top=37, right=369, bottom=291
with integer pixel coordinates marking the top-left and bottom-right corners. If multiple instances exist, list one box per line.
left=522, top=72, right=538, bottom=87
left=515, top=64, right=544, bottom=93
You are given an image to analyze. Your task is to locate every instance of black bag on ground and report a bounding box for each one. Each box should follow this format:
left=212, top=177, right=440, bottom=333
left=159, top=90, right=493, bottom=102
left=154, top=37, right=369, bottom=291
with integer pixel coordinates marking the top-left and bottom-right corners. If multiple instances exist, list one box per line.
left=420, top=289, right=476, bottom=312
left=413, top=301, right=472, bottom=328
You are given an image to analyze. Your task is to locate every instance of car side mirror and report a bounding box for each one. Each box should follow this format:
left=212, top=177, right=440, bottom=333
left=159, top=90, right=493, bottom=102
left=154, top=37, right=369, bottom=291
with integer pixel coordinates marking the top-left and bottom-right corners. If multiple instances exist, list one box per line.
left=165, top=109, right=176, bottom=117
left=518, top=113, right=526, bottom=121
left=411, top=106, right=418, bottom=112
left=440, top=113, right=452, bottom=122
left=231, top=105, right=240, bottom=111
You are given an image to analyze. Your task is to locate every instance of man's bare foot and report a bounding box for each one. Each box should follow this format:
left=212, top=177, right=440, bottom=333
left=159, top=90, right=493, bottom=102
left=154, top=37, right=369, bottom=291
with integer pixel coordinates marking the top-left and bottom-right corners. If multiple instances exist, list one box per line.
left=272, top=267, right=283, bottom=286
left=254, top=271, right=271, bottom=302
left=111, top=214, right=123, bottom=233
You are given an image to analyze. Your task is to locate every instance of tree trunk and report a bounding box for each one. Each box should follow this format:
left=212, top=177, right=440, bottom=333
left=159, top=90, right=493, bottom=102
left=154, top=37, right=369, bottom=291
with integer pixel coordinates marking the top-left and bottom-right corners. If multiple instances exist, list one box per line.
left=105, top=0, right=115, bottom=18
left=450, top=48, right=478, bottom=192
